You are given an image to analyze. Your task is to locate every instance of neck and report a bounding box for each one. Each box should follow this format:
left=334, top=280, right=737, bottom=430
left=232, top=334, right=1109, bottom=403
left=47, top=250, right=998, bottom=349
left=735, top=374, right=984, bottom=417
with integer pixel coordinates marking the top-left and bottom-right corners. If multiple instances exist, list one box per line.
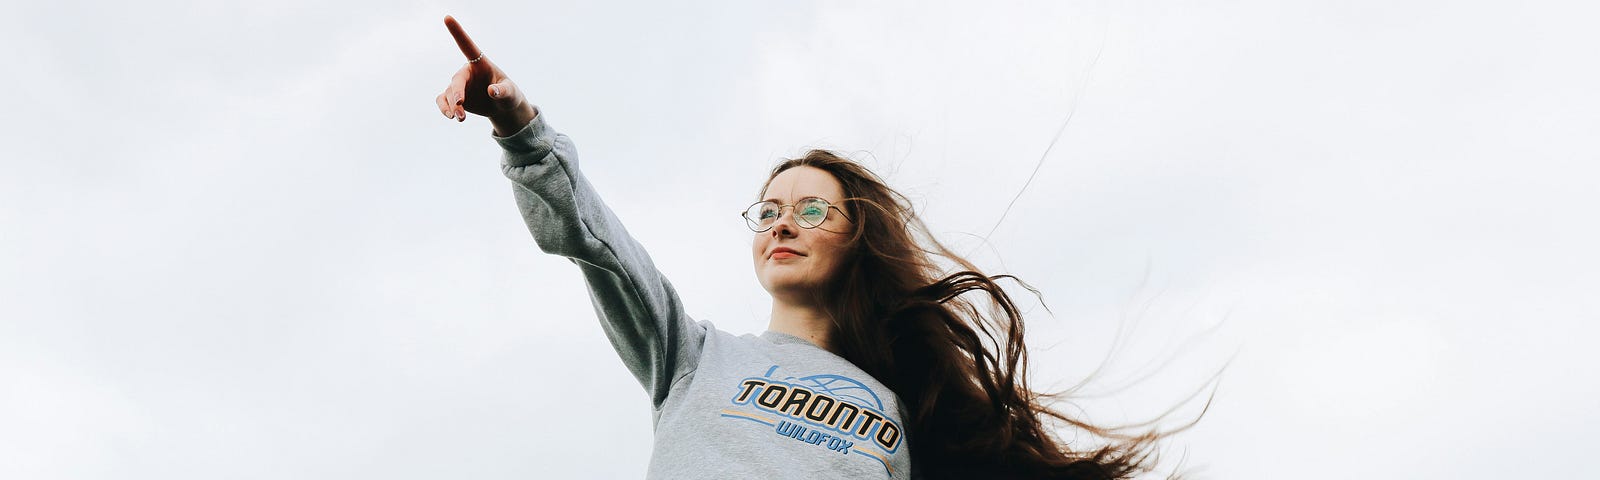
left=767, top=298, right=837, bottom=354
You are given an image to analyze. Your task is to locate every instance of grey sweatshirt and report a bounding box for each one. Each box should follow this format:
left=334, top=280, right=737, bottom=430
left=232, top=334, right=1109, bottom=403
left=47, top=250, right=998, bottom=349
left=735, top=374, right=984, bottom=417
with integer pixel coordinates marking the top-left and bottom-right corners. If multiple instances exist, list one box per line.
left=494, top=113, right=913, bottom=479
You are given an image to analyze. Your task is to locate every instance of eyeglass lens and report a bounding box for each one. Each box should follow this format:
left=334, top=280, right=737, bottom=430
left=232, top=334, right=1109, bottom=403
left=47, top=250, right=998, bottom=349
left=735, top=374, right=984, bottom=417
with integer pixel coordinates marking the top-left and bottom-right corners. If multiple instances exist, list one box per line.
left=747, top=198, right=830, bottom=230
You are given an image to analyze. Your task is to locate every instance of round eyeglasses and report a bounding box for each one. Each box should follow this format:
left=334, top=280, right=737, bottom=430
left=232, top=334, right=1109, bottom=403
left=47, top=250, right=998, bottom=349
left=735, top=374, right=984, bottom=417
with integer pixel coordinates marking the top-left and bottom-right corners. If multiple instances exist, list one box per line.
left=740, top=197, right=852, bottom=232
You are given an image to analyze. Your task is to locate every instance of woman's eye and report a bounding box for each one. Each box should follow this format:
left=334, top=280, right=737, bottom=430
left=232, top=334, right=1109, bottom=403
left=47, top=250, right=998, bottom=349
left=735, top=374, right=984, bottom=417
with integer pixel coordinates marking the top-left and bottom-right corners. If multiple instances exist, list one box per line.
left=760, top=210, right=778, bottom=219
left=803, top=207, right=823, bottom=216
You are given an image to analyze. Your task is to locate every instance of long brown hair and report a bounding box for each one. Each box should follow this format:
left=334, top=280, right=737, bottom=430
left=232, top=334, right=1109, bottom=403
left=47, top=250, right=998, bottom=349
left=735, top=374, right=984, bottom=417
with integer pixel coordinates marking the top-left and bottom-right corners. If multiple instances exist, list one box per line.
left=759, top=150, right=1205, bottom=479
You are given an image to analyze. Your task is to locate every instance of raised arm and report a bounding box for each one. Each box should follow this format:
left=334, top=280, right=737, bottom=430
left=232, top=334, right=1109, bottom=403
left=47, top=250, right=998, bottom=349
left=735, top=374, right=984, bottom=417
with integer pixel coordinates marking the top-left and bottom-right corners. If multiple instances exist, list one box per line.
left=435, top=16, right=706, bottom=409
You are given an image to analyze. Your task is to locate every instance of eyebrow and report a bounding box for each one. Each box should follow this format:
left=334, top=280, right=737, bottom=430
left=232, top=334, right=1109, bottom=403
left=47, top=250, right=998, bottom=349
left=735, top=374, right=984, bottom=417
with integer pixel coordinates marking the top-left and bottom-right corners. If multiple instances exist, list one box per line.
left=760, top=196, right=832, bottom=204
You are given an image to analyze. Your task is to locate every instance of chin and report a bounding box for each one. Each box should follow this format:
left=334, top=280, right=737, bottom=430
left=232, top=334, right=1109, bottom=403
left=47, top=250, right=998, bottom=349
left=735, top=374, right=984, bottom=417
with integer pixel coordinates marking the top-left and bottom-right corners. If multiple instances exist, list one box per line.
left=760, top=275, right=815, bottom=295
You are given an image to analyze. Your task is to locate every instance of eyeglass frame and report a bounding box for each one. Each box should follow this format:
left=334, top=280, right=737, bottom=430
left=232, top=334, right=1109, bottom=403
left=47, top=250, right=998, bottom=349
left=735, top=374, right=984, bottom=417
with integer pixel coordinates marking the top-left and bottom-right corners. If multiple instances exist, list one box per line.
left=739, top=197, right=853, bottom=233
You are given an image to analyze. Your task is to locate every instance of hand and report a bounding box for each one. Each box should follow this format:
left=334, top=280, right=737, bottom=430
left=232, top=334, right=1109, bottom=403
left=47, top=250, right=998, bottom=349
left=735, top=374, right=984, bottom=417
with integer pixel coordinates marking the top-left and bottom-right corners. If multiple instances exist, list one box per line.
left=435, top=15, right=537, bottom=135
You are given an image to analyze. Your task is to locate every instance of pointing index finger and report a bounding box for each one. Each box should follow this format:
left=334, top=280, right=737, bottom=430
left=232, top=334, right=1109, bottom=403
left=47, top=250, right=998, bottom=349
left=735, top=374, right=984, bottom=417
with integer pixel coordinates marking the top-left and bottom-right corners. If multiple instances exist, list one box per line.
left=444, top=16, right=483, bottom=62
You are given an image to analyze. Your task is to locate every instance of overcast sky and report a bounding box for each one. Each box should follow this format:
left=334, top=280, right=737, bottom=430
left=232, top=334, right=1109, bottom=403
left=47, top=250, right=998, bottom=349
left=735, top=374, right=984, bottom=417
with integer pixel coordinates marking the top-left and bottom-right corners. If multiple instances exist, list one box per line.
left=3, top=0, right=1597, bottom=478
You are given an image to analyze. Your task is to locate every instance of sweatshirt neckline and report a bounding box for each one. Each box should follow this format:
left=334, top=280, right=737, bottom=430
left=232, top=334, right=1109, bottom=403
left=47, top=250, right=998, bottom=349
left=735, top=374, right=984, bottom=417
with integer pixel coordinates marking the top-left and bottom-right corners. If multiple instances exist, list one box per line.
left=761, top=331, right=854, bottom=364
left=759, top=331, right=863, bottom=368
left=759, top=330, right=842, bottom=357
left=759, top=330, right=816, bottom=347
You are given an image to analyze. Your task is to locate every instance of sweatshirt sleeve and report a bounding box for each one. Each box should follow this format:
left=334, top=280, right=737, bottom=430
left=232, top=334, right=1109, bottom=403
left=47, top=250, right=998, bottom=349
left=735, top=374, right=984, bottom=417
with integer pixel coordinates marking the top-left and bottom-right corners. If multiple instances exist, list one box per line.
left=493, top=112, right=707, bottom=409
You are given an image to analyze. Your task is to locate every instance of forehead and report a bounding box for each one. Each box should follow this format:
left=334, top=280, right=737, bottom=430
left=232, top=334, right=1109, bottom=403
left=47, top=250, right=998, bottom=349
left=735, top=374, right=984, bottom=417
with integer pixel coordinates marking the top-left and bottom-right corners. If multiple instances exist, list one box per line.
left=762, top=166, right=845, bottom=202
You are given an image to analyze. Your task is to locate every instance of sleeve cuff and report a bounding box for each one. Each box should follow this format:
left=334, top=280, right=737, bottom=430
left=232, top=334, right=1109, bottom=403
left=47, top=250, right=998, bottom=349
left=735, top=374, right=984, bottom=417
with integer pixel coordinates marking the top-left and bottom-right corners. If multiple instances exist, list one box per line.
left=491, top=109, right=554, bottom=163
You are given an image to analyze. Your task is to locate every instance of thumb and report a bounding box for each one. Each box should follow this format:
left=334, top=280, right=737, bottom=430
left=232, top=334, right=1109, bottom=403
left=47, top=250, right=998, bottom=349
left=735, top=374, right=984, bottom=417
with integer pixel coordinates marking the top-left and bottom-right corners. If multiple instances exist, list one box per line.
left=488, top=81, right=522, bottom=105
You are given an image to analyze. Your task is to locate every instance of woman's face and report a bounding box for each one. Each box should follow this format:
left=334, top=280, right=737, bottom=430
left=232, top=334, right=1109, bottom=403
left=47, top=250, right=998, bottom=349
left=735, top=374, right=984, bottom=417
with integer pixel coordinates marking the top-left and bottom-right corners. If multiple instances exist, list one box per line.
left=753, top=166, right=854, bottom=301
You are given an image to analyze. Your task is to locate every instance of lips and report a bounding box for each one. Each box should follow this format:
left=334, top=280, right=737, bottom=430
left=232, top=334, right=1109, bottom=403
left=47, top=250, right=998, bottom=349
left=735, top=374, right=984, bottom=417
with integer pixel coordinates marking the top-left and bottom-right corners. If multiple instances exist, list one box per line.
left=769, top=247, right=805, bottom=259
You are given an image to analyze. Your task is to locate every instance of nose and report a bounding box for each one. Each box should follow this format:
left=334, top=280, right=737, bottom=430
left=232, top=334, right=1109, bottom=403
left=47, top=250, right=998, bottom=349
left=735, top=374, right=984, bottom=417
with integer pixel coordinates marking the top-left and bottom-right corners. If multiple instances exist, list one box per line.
left=770, top=207, right=799, bottom=238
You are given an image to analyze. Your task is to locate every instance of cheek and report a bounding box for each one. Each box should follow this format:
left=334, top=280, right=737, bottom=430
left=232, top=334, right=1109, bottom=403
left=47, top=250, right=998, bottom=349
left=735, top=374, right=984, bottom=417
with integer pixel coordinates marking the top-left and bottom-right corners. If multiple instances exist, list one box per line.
left=811, top=234, right=852, bottom=270
left=752, top=236, right=772, bottom=275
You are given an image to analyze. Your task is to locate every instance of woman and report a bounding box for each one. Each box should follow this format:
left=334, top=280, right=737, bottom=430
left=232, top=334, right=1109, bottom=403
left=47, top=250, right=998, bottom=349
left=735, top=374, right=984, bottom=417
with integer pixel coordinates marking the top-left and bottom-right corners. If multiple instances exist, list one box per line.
left=436, top=16, right=1182, bottom=479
